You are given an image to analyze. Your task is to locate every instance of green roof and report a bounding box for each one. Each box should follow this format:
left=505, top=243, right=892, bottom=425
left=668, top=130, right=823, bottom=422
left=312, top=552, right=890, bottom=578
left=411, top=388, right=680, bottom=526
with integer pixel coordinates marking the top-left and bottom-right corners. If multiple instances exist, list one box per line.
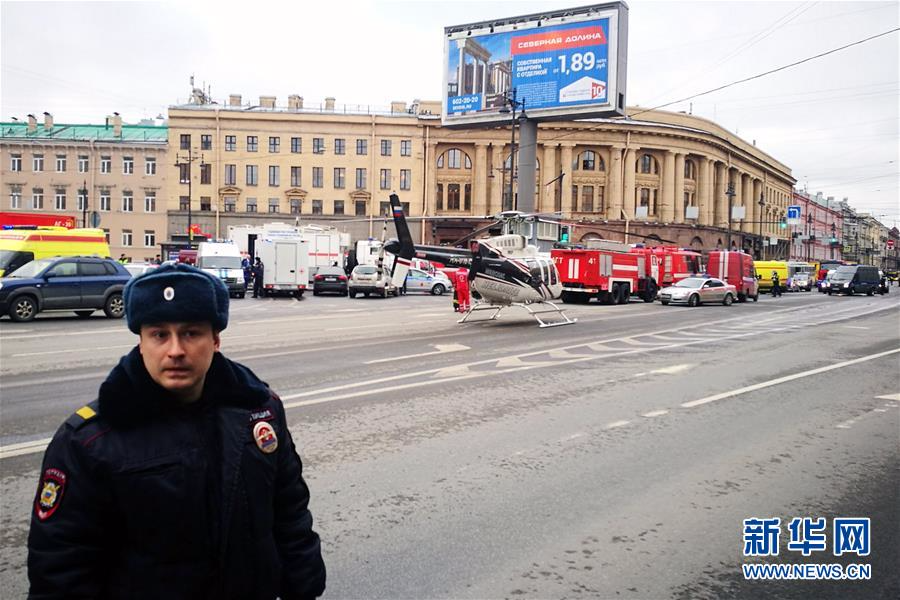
left=0, top=122, right=167, bottom=143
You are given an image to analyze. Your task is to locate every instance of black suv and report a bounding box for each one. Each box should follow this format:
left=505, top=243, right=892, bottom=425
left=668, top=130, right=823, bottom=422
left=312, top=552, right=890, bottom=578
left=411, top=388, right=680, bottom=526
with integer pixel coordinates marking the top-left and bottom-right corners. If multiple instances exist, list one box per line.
left=0, top=256, right=131, bottom=322
left=827, top=265, right=880, bottom=296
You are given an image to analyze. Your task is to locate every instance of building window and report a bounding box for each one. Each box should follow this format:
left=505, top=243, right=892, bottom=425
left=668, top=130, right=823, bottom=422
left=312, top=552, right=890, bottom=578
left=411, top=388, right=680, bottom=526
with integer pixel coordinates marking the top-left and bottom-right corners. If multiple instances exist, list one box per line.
left=78, top=155, right=89, bottom=173
left=356, top=139, right=367, bottom=155
left=144, top=192, right=156, bottom=212
left=10, top=187, right=22, bottom=209
left=224, top=164, right=236, bottom=185
left=246, top=198, right=257, bottom=213
left=401, top=140, right=412, bottom=156
left=268, top=165, right=280, bottom=187
left=122, top=230, right=133, bottom=247
left=355, top=168, right=367, bottom=189
left=179, top=196, right=190, bottom=211
left=10, top=154, right=22, bottom=172
left=180, top=134, right=191, bottom=150
left=33, top=154, right=44, bottom=172
left=334, top=138, right=345, bottom=155
left=400, top=169, right=411, bottom=191
left=200, top=163, right=211, bottom=185
left=684, top=159, right=696, bottom=180
left=355, top=200, right=366, bottom=216
left=55, top=189, right=66, bottom=211
left=122, top=156, right=133, bottom=175
left=122, top=191, right=133, bottom=212
left=312, top=167, right=323, bottom=188
left=224, top=197, right=236, bottom=212
left=247, top=136, right=258, bottom=152
left=311, top=200, right=323, bottom=215
left=269, top=136, right=280, bottom=153
left=334, top=200, right=344, bottom=215
left=102, top=228, right=110, bottom=244
left=464, top=184, right=471, bottom=211
left=581, top=185, right=594, bottom=212
left=291, top=137, right=301, bottom=153
left=145, top=157, right=156, bottom=175
left=225, top=135, right=236, bottom=151
left=268, top=198, right=280, bottom=213
left=436, top=183, right=443, bottom=211
left=380, top=140, right=392, bottom=156
left=56, top=155, right=67, bottom=172
left=179, top=163, right=190, bottom=184
left=32, top=188, right=44, bottom=209
left=200, top=197, right=211, bottom=211
left=291, top=166, right=301, bottom=187
left=639, top=188, right=658, bottom=215
left=380, top=169, right=391, bottom=190
left=77, top=190, right=87, bottom=212
left=334, top=167, right=345, bottom=189
left=201, top=134, right=212, bottom=150
left=597, top=186, right=605, bottom=212
left=144, top=230, right=156, bottom=247
left=100, top=191, right=110, bottom=211
left=290, top=199, right=301, bottom=214
left=639, top=154, right=658, bottom=175
left=313, top=138, right=325, bottom=154
left=447, top=184, right=460, bottom=210
left=246, top=165, right=258, bottom=186
left=100, top=156, right=111, bottom=174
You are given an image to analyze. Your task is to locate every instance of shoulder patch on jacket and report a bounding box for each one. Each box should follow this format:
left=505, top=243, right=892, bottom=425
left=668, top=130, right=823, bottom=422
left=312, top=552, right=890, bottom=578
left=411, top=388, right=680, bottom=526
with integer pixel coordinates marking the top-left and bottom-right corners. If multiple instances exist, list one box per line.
left=65, top=400, right=100, bottom=430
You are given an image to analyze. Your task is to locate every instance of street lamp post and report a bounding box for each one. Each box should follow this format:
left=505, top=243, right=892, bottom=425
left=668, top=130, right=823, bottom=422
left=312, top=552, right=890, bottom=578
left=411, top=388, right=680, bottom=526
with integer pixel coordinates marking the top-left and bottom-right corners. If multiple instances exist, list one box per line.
left=806, top=213, right=813, bottom=262
left=175, top=149, right=203, bottom=247
left=758, top=192, right=766, bottom=260
left=725, top=181, right=736, bottom=250
left=499, top=88, right=526, bottom=212
left=80, top=180, right=89, bottom=228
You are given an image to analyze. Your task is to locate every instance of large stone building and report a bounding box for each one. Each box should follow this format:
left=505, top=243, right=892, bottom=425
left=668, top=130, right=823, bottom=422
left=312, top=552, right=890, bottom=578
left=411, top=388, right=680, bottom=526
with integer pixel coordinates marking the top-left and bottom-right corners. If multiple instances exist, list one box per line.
left=165, top=95, right=798, bottom=256
left=1, top=113, right=167, bottom=259
left=788, top=190, right=843, bottom=263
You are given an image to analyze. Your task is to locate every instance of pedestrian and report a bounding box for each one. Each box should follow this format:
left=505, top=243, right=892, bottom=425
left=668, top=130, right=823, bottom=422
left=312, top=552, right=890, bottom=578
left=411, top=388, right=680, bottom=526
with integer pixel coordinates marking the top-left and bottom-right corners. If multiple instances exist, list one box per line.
left=27, top=263, right=326, bottom=599
left=153, top=254, right=162, bottom=265
left=252, top=257, right=264, bottom=298
left=117, top=253, right=128, bottom=264
left=771, top=271, right=782, bottom=297
left=242, top=256, right=252, bottom=292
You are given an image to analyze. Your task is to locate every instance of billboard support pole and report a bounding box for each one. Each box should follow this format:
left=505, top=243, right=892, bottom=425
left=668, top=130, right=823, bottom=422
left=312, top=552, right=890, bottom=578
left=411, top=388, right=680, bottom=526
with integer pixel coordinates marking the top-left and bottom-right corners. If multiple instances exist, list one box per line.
left=518, top=118, right=537, bottom=214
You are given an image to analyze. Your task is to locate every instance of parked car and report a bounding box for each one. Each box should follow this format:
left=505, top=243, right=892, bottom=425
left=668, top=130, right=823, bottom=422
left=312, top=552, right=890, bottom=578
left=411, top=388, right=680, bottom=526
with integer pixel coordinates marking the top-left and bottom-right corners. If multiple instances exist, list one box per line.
left=349, top=265, right=397, bottom=298
left=0, top=256, right=131, bottom=322
left=790, top=271, right=813, bottom=292
left=124, top=262, right=158, bottom=278
left=312, top=266, right=348, bottom=296
left=828, top=265, right=880, bottom=296
left=818, top=269, right=838, bottom=293
left=404, top=268, right=452, bottom=295
left=658, top=277, right=738, bottom=306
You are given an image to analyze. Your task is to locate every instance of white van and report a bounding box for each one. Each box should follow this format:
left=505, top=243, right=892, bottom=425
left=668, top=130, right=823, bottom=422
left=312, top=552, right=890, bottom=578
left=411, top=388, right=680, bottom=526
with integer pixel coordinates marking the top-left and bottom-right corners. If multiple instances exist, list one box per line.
left=255, top=238, right=309, bottom=297
left=196, top=241, right=246, bottom=298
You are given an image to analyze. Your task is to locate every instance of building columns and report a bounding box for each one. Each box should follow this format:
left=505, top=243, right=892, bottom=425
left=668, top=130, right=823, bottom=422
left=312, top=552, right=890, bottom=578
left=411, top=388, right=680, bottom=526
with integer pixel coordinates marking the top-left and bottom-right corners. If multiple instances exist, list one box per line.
left=673, top=153, right=685, bottom=224
left=623, top=147, right=637, bottom=219
left=742, top=174, right=754, bottom=234
left=489, top=144, right=505, bottom=215
left=541, top=143, right=557, bottom=214
left=560, top=143, right=575, bottom=216
left=607, top=145, right=623, bottom=220
left=473, top=143, right=488, bottom=216
left=715, top=162, right=727, bottom=228
left=699, top=158, right=712, bottom=226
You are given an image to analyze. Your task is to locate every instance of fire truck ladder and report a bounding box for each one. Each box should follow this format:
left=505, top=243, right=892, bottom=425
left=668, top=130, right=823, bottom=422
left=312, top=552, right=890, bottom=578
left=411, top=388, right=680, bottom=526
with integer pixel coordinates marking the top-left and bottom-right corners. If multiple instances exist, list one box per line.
left=458, top=300, right=578, bottom=328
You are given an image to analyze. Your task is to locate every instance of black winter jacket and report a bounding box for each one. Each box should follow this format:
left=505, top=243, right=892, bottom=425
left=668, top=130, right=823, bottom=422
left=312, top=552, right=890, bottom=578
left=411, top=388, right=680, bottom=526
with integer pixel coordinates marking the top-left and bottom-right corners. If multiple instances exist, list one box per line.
left=27, top=347, right=326, bottom=599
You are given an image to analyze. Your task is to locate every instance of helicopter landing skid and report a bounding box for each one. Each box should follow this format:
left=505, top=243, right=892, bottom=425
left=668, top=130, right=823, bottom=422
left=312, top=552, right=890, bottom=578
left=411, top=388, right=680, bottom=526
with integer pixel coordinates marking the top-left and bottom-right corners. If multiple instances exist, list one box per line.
left=458, top=301, right=577, bottom=328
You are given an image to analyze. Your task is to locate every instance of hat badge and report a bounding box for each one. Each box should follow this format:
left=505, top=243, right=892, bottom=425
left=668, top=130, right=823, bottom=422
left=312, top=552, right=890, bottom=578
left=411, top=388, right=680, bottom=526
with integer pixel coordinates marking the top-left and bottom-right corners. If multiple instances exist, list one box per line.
left=253, top=421, right=278, bottom=454
left=163, top=286, right=175, bottom=301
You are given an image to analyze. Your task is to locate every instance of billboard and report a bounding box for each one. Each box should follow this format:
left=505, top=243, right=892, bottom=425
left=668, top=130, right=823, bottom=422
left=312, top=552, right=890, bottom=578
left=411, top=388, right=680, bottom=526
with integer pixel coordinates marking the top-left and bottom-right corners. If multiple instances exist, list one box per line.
left=442, top=2, right=628, bottom=127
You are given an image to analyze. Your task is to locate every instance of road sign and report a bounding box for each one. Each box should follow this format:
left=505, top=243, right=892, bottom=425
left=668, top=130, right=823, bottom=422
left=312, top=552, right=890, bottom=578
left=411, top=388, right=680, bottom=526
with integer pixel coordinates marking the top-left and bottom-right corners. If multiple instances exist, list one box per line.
left=888, top=239, right=895, bottom=249
left=90, top=211, right=101, bottom=228
left=787, top=205, right=801, bottom=226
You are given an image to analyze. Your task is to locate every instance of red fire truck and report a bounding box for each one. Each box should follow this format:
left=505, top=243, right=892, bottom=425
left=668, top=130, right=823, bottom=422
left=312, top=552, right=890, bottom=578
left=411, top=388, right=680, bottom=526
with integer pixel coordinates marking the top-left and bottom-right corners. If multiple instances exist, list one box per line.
left=628, top=245, right=703, bottom=288
left=0, top=212, right=76, bottom=229
left=553, top=241, right=658, bottom=304
left=706, top=250, right=759, bottom=302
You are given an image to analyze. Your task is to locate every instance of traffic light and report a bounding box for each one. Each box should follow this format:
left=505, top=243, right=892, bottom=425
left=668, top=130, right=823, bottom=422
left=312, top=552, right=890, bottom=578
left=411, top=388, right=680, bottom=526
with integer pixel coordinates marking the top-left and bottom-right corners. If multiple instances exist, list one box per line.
left=779, top=217, right=787, bottom=229
left=559, top=225, right=570, bottom=243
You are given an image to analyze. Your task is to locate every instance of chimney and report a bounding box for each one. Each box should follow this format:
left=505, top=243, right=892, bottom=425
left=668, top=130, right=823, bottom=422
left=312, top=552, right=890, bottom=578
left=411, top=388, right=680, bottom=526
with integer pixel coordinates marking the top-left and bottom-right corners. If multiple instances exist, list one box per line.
left=324, top=97, right=335, bottom=111
left=229, top=94, right=242, bottom=107
left=390, top=101, right=407, bottom=114
left=288, top=95, right=303, bottom=110
left=43, top=112, right=53, bottom=131
left=260, top=95, right=276, bottom=109
left=113, top=112, right=122, bottom=137
left=27, top=114, right=37, bottom=134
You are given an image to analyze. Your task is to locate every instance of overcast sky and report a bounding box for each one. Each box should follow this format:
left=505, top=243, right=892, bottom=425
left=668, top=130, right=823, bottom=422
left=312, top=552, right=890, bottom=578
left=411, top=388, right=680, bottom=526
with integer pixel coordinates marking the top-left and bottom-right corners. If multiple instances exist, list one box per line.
left=2, top=0, right=898, bottom=226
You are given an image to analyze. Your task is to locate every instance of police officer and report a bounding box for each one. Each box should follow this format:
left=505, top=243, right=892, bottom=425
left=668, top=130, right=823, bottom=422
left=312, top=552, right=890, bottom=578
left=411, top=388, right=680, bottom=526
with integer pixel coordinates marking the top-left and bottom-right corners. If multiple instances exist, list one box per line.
left=27, top=263, right=326, bottom=599
left=252, top=257, right=264, bottom=298
left=771, top=270, right=782, bottom=297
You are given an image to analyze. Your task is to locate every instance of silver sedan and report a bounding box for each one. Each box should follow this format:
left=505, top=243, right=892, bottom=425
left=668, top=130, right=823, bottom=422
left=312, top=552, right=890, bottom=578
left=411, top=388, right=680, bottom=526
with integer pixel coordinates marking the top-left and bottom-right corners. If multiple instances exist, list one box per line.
left=658, top=277, right=738, bottom=307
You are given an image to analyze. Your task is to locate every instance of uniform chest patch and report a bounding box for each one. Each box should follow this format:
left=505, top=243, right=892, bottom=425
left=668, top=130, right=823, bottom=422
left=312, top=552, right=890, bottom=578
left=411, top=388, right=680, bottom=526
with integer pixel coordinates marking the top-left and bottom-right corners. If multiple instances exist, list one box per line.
left=253, top=421, right=278, bottom=454
left=35, top=468, right=67, bottom=521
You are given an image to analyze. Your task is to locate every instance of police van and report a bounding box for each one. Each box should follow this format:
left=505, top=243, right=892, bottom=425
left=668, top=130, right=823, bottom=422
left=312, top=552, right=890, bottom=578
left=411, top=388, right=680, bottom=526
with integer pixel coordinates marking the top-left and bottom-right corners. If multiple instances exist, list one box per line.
left=196, top=241, right=246, bottom=298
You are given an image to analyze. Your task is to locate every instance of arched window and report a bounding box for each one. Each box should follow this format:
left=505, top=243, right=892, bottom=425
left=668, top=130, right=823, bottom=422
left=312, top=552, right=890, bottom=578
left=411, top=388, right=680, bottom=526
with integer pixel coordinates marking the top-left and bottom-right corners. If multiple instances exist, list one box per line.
left=690, top=236, right=704, bottom=250
left=436, top=148, right=472, bottom=170
left=684, top=159, right=696, bottom=180
left=638, top=154, right=659, bottom=175
left=573, top=150, right=606, bottom=171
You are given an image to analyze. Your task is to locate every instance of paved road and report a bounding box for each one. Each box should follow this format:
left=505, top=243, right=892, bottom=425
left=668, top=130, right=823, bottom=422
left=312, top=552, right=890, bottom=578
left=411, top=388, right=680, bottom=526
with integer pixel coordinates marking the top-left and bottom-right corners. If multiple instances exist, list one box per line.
left=1, top=290, right=898, bottom=598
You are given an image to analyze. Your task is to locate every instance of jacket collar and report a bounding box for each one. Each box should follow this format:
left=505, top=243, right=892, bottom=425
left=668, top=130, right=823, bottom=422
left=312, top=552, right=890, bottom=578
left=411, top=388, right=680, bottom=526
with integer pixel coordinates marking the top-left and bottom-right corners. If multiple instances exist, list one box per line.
left=97, top=346, right=271, bottom=428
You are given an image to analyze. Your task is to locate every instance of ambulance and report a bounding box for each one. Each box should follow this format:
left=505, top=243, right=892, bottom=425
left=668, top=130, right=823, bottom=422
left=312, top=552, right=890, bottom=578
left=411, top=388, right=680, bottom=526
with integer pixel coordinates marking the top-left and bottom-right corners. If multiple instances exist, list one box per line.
left=706, top=250, right=759, bottom=302
left=0, top=227, right=109, bottom=277
left=753, top=260, right=789, bottom=294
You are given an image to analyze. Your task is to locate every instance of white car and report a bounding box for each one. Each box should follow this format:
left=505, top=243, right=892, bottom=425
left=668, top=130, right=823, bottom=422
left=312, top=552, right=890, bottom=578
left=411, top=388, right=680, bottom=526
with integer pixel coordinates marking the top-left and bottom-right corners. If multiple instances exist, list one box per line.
left=349, top=265, right=397, bottom=298
left=123, top=263, right=158, bottom=278
left=404, top=268, right=452, bottom=295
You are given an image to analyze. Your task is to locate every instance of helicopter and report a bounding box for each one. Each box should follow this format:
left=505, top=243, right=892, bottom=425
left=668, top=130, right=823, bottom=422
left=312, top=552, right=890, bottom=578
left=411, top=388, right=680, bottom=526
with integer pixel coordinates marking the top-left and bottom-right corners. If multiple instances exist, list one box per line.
left=384, top=194, right=576, bottom=328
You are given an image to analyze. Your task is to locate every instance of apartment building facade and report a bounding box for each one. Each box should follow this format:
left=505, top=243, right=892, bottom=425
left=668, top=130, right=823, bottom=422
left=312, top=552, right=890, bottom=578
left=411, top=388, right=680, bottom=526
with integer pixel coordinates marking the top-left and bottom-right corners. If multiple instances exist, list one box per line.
left=788, top=190, right=843, bottom=262
left=1, top=113, right=167, bottom=260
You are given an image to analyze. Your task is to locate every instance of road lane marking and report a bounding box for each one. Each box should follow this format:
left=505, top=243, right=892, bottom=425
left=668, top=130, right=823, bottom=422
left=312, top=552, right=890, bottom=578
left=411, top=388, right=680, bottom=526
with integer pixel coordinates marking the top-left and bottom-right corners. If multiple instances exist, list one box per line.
left=836, top=418, right=857, bottom=429
left=875, top=393, right=900, bottom=401
left=365, top=343, right=470, bottom=365
left=605, top=420, right=630, bottom=429
left=681, top=348, right=900, bottom=409
left=13, top=344, right=134, bottom=357
left=651, top=364, right=694, bottom=375
left=642, top=410, right=669, bottom=418
left=1, top=370, right=108, bottom=389
left=0, top=437, right=53, bottom=460
left=843, top=325, right=870, bottom=330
